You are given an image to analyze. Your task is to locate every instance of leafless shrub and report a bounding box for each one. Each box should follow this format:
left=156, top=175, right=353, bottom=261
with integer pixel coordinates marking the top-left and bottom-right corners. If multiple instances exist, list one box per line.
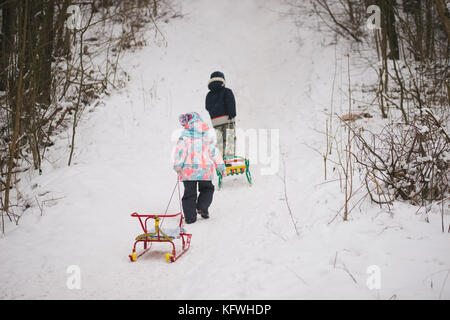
left=351, top=109, right=449, bottom=206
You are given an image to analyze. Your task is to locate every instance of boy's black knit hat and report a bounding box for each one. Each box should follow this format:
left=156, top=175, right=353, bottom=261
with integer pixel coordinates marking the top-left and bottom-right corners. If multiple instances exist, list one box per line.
left=210, top=71, right=225, bottom=81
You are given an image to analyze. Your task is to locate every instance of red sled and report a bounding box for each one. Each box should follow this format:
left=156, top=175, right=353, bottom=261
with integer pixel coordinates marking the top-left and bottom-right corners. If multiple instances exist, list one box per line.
left=128, top=180, right=192, bottom=263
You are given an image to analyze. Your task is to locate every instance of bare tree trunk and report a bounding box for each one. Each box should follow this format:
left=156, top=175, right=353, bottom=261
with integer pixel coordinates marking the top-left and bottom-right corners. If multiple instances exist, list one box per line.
left=381, top=0, right=400, bottom=59
left=39, top=0, right=55, bottom=106
left=433, top=0, right=450, bottom=40
left=344, top=55, right=353, bottom=221
left=68, top=31, right=84, bottom=167
left=413, top=0, right=424, bottom=60
left=68, top=10, right=94, bottom=166
left=0, top=0, right=16, bottom=91
left=4, top=0, right=29, bottom=214
left=153, top=0, right=158, bottom=17
left=425, top=0, right=434, bottom=59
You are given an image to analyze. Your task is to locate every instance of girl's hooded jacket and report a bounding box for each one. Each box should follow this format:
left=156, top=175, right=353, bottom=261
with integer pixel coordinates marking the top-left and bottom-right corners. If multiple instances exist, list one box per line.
left=173, top=112, right=226, bottom=181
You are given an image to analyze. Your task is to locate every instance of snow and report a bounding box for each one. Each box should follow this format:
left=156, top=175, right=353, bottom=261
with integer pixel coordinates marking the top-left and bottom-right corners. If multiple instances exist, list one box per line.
left=1, top=0, right=449, bottom=300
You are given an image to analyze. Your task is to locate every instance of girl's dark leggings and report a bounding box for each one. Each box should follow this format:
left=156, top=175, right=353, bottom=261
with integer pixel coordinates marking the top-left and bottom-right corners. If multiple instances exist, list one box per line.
left=182, top=181, right=215, bottom=223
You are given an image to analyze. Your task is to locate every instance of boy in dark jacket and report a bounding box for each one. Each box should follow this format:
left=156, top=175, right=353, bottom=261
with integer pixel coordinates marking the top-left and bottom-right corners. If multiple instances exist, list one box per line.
left=205, top=71, right=236, bottom=159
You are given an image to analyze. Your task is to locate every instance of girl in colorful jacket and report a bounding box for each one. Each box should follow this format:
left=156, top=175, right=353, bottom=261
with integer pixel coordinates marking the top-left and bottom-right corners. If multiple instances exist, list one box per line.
left=173, top=112, right=226, bottom=224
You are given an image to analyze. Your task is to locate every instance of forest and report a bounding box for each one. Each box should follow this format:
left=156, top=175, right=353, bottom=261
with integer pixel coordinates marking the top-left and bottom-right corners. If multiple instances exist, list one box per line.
left=0, top=0, right=175, bottom=231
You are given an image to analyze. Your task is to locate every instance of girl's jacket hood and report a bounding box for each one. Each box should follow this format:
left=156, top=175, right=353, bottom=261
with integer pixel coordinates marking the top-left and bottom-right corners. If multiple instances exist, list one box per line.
left=181, top=112, right=210, bottom=138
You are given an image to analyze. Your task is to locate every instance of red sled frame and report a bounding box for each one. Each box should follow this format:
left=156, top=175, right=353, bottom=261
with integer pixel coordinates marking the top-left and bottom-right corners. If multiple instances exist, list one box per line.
left=129, top=212, right=192, bottom=263
left=128, top=179, right=192, bottom=263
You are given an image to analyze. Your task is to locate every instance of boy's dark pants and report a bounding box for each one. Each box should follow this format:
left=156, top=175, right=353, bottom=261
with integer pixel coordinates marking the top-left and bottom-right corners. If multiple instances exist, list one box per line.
left=182, top=181, right=215, bottom=222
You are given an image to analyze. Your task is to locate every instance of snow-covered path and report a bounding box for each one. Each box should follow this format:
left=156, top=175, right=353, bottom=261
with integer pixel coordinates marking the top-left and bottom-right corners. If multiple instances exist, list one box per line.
left=1, top=0, right=449, bottom=300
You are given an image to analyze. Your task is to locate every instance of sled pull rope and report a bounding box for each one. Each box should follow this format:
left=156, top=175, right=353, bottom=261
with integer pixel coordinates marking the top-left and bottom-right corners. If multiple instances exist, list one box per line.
left=177, top=177, right=182, bottom=213
left=161, top=177, right=182, bottom=228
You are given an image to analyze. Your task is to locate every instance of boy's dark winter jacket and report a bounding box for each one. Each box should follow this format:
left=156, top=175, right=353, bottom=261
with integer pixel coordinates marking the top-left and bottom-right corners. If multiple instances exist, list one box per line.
left=205, top=80, right=236, bottom=120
